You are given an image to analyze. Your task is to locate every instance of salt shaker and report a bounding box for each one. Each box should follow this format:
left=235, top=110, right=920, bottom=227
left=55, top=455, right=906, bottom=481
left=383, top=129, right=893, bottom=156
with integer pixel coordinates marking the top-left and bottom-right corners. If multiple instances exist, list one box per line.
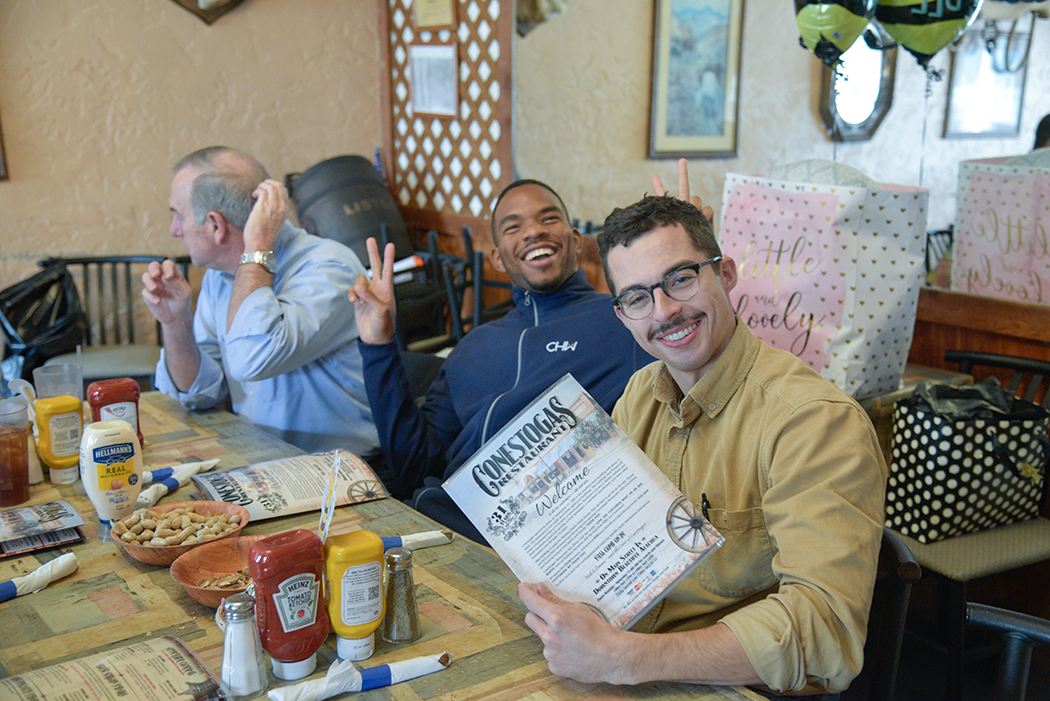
left=221, top=593, right=268, bottom=700
left=381, top=547, right=422, bottom=644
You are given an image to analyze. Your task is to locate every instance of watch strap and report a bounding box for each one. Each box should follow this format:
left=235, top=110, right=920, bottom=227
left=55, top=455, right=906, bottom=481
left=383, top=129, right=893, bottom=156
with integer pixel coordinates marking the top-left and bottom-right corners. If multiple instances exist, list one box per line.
left=240, top=250, right=276, bottom=273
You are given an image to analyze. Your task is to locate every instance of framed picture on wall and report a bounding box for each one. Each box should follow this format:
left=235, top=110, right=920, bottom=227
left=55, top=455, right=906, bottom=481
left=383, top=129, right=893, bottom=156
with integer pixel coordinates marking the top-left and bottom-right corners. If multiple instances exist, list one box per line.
left=0, top=109, right=7, bottom=181
left=944, top=29, right=1028, bottom=138
left=649, top=0, right=744, bottom=158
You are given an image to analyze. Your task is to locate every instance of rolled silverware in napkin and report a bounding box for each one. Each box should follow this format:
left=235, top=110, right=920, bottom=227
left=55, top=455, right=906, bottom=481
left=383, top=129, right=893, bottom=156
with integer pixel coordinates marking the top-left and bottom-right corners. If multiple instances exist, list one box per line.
left=136, top=459, right=221, bottom=508
left=266, top=652, right=451, bottom=701
left=0, top=553, right=78, bottom=603
left=381, top=529, right=454, bottom=551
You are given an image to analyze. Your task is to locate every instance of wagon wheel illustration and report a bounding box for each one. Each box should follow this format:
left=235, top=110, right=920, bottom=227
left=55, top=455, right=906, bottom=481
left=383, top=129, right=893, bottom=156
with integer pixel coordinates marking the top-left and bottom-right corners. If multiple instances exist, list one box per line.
left=666, top=495, right=716, bottom=552
left=346, top=480, right=383, bottom=503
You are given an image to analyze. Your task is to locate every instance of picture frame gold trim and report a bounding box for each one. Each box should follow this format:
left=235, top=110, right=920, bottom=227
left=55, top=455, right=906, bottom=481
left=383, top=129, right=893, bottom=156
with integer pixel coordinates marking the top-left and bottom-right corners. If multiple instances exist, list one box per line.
left=0, top=108, right=7, bottom=181
left=649, top=0, right=744, bottom=159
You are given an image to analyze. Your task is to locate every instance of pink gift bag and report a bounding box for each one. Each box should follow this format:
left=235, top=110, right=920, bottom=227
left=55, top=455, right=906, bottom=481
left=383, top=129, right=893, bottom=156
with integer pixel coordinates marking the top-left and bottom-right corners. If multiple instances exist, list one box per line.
left=721, top=169, right=928, bottom=399
left=953, top=155, right=1050, bottom=304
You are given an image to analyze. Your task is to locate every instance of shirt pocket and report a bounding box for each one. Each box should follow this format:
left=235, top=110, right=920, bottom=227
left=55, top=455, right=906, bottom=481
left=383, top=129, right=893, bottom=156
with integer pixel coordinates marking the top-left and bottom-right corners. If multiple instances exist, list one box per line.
left=698, top=506, right=777, bottom=598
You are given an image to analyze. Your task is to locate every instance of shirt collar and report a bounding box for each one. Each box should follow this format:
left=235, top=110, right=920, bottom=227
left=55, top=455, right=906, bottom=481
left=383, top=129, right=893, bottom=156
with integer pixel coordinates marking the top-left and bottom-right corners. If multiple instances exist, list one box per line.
left=650, top=319, right=759, bottom=426
left=510, top=269, right=594, bottom=309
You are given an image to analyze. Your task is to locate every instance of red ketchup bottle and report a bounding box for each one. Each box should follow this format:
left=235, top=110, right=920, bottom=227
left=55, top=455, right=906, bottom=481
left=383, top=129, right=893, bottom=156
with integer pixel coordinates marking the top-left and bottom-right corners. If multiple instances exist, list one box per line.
left=248, top=529, right=330, bottom=680
left=87, top=378, right=143, bottom=448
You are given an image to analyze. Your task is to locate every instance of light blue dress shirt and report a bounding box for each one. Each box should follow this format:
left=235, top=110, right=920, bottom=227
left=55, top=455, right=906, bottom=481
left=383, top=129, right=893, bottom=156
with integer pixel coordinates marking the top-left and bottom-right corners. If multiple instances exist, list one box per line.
left=155, top=221, right=380, bottom=457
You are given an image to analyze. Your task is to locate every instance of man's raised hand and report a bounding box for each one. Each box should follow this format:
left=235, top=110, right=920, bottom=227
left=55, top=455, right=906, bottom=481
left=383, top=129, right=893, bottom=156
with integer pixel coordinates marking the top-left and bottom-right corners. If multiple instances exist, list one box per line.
left=348, top=237, right=398, bottom=345
left=651, top=158, right=715, bottom=225
left=141, top=259, right=193, bottom=326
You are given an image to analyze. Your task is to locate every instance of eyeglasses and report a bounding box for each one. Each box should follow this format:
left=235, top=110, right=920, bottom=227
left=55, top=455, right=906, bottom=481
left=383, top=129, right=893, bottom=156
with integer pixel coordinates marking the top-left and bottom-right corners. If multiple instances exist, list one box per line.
left=612, top=256, right=723, bottom=320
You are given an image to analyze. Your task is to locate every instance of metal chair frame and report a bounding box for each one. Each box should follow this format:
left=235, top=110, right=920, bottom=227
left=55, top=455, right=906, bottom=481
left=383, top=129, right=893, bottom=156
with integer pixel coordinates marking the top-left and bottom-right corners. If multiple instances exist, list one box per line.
left=842, top=528, right=923, bottom=701
left=967, top=602, right=1050, bottom=701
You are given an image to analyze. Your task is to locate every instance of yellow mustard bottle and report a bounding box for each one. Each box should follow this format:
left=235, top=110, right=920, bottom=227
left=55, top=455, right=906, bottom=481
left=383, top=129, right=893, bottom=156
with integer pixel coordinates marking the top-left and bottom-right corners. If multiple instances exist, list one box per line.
left=35, top=395, right=82, bottom=484
left=324, top=530, right=385, bottom=660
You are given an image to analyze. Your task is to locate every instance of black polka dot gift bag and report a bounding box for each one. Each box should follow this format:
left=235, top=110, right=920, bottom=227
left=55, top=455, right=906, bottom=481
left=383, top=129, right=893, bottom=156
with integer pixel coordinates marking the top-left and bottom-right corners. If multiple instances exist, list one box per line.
left=887, top=379, right=1049, bottom=544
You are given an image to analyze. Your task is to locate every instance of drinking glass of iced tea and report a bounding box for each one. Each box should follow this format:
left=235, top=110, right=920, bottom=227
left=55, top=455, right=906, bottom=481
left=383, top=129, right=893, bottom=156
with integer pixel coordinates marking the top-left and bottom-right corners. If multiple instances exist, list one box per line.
left=0, top=398, right=30, bottom=507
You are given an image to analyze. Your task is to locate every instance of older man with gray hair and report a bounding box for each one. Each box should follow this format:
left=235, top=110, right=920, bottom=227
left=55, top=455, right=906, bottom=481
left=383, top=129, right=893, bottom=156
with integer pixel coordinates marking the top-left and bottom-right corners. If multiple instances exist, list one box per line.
left=142, top=146, right=379, bottom=458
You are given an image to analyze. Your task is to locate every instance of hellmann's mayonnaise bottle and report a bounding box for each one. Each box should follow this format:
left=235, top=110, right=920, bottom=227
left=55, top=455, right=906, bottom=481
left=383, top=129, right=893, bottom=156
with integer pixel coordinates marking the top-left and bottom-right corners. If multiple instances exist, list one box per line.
left=79, top=420, right=142, bottom=538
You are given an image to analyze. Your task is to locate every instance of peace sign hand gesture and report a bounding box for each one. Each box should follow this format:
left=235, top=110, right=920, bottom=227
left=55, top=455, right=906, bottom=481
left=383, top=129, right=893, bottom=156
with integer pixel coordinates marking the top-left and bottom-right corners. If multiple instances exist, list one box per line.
left=651, top=158, right=715, bottom=225
left=348, top=237, right=398, bottom=345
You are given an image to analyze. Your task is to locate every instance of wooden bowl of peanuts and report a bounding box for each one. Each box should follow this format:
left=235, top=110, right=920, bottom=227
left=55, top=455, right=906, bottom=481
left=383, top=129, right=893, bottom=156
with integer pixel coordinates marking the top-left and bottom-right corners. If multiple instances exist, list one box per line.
left=110, top=501, right=250, bottom=567
left=170, top=534, right=268, bottom=608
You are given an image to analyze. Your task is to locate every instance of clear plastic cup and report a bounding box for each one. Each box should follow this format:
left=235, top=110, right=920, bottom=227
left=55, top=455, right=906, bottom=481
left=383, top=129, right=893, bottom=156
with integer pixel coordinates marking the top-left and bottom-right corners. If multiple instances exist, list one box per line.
left=33, top=364, right=84, bottom=401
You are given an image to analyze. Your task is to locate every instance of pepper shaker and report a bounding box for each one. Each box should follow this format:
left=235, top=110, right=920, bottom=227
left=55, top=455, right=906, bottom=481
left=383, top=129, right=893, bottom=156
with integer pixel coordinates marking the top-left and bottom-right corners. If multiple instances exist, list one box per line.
left=220, top=593, right=268, bottom=700
left=381, top=546, right=422, bottom=643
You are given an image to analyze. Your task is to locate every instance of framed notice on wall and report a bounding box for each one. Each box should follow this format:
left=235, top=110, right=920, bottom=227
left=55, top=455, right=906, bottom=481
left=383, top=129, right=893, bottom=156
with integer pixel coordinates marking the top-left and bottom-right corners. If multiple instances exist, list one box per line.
left=413, top=0, right=456, bottom=29
left=408, top=43, right=459, bottom=118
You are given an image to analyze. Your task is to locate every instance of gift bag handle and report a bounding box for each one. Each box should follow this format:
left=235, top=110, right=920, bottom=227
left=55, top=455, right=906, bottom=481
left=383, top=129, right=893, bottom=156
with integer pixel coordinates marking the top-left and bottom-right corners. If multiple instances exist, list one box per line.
left=987, top=433, right=1050, bottom=487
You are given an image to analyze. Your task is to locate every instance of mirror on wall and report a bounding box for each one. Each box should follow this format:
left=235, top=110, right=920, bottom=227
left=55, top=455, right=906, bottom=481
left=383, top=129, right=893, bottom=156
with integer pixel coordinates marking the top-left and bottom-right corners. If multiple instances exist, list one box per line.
left=819, top=23, right=897, bottom=142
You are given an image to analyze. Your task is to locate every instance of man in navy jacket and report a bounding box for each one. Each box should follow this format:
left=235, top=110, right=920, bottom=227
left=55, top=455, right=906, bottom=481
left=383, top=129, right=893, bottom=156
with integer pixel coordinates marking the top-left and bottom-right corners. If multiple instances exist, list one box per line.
left=349, top=180, right=652, bottom=542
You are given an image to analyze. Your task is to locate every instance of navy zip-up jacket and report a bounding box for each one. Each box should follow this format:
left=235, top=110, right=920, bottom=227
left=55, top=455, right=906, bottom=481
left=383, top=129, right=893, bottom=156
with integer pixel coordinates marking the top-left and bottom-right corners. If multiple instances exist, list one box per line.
left=359, top=269, right=653, bottom=541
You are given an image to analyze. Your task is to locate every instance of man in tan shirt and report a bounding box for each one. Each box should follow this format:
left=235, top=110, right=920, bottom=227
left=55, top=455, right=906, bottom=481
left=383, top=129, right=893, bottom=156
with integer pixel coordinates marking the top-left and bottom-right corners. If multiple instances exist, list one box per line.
left=518, top=177, right=887, bottom=698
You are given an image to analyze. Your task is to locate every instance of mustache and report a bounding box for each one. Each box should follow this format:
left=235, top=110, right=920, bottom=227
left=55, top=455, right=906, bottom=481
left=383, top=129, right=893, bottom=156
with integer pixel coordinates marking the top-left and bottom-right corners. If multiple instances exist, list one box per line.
left=648, top=314, right=703, bottom=342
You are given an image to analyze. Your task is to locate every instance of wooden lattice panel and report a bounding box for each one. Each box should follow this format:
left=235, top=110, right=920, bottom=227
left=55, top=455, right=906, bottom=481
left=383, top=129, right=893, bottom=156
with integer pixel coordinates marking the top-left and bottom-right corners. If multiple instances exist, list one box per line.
left=383, top=0, right=513, bottom=221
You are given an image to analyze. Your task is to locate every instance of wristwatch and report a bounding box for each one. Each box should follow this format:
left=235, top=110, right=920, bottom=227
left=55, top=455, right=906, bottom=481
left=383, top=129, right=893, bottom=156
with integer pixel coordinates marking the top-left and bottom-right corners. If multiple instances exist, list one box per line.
left=240, top=250, right=277, bottom=274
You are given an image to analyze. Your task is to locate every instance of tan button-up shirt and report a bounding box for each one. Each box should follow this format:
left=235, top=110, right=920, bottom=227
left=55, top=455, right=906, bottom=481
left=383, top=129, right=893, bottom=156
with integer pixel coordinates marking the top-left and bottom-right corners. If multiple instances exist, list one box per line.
left=614, top=320, right=887, bottom=694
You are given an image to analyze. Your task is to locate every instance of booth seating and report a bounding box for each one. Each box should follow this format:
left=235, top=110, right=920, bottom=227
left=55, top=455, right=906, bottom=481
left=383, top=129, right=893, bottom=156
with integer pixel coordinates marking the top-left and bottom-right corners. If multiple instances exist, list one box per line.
left=41, top=255, right=191, bottom=390
left=892, top=350, right=1050, bottom=701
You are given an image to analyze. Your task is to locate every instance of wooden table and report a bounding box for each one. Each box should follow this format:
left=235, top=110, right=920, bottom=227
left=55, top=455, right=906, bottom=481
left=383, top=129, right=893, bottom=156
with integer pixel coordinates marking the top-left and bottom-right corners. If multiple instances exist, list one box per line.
left=0, top=392, right=760, bottom=701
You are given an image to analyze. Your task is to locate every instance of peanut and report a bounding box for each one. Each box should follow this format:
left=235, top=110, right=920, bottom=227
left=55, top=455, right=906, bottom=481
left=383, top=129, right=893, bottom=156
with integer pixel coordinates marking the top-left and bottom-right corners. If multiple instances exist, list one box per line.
left=115, top=506, right=242, bottom=548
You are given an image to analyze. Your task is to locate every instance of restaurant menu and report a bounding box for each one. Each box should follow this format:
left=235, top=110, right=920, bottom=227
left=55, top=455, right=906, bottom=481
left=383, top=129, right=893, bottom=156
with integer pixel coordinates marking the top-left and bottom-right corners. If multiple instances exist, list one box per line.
left=443, top=374, right=724, bottom=629
left=0, top=500, right=85, bottom=558
left=0, top=635, right=228, bottom=701
left=191, top=450, right=388, bottom=522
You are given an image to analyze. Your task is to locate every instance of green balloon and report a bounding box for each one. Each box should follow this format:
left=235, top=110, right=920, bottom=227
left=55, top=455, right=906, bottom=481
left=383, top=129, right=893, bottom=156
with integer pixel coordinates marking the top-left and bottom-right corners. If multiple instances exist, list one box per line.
left=796, top=0, right=877, bottom=66
left=874, top=0, right=984, bottom=68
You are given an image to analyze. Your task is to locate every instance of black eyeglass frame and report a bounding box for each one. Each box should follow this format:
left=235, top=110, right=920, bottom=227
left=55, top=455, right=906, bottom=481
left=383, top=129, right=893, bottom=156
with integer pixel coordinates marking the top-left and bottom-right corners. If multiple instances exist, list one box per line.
left=612, top=255, right=724, bottom=320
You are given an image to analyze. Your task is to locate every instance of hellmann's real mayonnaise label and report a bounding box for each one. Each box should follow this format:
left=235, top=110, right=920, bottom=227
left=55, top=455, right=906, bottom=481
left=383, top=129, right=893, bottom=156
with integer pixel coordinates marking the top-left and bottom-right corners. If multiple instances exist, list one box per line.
left=91, top=442, right=137, bottom=491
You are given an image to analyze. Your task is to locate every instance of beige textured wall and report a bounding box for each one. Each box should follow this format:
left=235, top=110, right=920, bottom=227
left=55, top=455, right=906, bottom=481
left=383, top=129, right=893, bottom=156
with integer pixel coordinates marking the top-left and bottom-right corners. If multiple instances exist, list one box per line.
left=0, top=0, right=383, bottom=288
left=513, top=0, right=1050, bottom=234
left=2, top=0, right=1047, bottom=291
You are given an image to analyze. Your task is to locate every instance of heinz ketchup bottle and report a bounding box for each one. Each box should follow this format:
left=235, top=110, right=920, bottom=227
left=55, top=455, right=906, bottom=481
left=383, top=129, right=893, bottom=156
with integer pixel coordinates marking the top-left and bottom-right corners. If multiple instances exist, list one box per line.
left=248, top=529, right=330, bottom=680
